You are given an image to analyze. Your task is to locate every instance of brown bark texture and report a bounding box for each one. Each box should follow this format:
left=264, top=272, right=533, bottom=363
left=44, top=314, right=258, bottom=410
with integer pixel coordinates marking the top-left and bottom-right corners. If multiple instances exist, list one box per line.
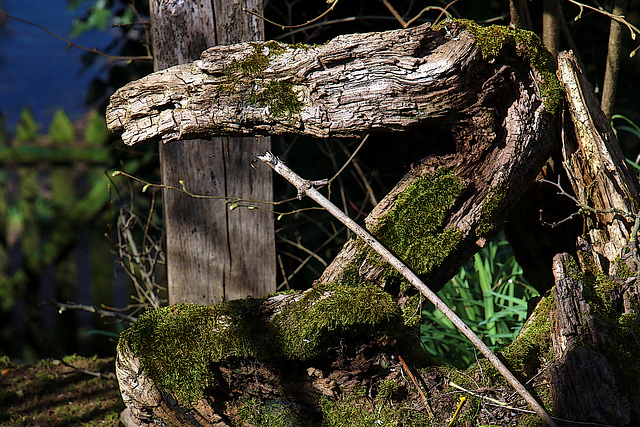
left=108, top=23, right=506, bottom=144
left=108, top=21, right=558, bottom=297
left=111, top=24, right=640, bottom=426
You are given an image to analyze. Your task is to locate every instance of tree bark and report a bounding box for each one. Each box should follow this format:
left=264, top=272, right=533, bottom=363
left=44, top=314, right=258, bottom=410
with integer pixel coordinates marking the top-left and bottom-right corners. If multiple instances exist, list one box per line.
left=108, top=21, right=559, bottom=295
left=549, top=252, right=636, bottom=425
left=150, top=0, right=275, bottom=305
left=107, top=23, right=494, bottom=143
left=557, top=50, right=640, bottom=274
left=529, top=49, right=640, bottom=426
left=112, top=22, right=572, bottom=426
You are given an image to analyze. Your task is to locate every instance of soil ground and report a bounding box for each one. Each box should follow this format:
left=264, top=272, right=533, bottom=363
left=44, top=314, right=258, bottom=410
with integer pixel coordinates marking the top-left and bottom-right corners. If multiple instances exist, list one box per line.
left=0, top=355, right=123, bottom=426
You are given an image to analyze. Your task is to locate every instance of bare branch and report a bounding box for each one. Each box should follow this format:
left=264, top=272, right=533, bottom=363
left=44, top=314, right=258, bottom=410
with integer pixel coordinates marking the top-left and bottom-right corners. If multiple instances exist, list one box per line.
left=601, top=0, right=629, bottom=119
left=47, top=299, right=137, bottom=323
left=257, top=151, right=557, bottom=427
left=1, top=10, right=152, bottom=62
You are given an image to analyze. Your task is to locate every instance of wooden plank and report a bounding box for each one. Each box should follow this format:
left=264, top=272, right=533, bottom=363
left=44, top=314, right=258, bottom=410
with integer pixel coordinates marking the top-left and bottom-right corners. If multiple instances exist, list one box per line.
left=150, top=0, right=275, bottom=304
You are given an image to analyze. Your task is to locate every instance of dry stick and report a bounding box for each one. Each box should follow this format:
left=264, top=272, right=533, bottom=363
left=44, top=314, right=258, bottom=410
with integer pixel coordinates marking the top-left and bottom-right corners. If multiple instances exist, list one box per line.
left=257, top=151, right=558, bottom=427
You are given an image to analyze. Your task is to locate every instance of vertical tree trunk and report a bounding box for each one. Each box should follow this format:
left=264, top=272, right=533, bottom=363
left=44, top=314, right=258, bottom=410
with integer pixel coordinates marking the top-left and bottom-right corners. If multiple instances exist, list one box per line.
left=542, top=0, right=560, bottom=57
left=600, top=0, right=628, bottom=119
left=150, top=0, right=275, bottom=304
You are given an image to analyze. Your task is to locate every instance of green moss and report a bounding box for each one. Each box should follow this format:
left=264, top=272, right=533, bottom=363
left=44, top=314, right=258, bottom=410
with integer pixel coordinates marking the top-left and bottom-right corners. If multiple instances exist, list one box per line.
left=223, top=42, right=285, bottom=80
left=438, top=19, right=563, bottom=117
left=560, top=254, right=640, bottom=401
left=273, top=282, right=403, bottom=360
left=235, top=398, right=308, bottom=427
left=263, top=40, right=287, bottom=56
left=219, top=41, right=305, bottom=118
left=119, top=283, right=403, bottom=403
left=330, top=169, right=466, bottom=326
left=401, top=294, right=423, bottom=327
left=377, top=379, right=401, bottom=400
left=518, top=414, right=547, bottom=427
left=250, top=79, right=304, bottom=117
left=614, top=255, right=634, bottom=280
left=476, top=186, right=508, bottom=239
left=318, top=394, right=433, bottom=427
left=501, top=293, right=555, bottom=374
left=371, top=168, right=466, bottom=279
left=564, top=252, right=618, bottom=320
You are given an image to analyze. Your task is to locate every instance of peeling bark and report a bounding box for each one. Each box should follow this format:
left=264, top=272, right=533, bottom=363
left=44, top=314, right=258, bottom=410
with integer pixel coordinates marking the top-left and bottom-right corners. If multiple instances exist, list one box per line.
left=557, top=50, right=640, bottom=274
left=108, top=23, right=506, bottom=144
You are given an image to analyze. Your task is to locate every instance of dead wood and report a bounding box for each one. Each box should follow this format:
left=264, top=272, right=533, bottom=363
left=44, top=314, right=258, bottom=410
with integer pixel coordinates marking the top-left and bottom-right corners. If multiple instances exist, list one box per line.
left=107, top=21, right=559, bottom=297
left=557, top=50, right=640, bottom=274
left=549, top=252, right=635, bottom=425
left=107, top=22, right=479, bottom=144
left=107, top=22, right=539, bottom=145
left=113, top=21, right=567, bottom=426
left=538, top=50, right=640, bottom=425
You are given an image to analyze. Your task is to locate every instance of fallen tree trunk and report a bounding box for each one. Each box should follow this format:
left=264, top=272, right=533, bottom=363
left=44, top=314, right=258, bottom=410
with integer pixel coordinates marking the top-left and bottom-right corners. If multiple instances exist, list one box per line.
left=111, top=22, right=640, bottom=427
left=108, top=20, right=559, bottom=299
left=106, top=21, right=560, bottom=145
left=112, top=20, right=564, bottom=426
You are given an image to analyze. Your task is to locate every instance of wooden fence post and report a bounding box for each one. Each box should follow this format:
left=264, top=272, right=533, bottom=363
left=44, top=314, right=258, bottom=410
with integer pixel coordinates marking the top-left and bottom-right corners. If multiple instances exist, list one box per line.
left=150, top=0, right=275, bottom=305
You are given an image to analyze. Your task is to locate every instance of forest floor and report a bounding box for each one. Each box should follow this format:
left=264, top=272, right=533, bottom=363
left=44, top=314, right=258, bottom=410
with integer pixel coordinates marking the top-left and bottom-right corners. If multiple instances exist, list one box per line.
left=0, top=355, right=123, bottom=426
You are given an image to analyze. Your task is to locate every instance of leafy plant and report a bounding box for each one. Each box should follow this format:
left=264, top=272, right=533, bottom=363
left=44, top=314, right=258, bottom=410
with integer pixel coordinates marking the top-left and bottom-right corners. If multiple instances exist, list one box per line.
left=15, top=107, right=39, bottom=142
left=49, top=109, right=75, bottom=143
left=420, top=234, right=537, bottom=369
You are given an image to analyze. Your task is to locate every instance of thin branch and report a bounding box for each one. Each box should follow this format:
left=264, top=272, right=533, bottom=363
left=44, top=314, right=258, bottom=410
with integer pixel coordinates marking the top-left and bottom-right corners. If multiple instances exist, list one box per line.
left=397, top=353, right=434, bottom=417
left=277, top=227, right=344, bottom=288
left=537, top=176, right=634, bottom=228
left=449, top=381, right=618, bottom=426
left=111, top=170, right=323, bottom=218
left=243, top=0, right=340, bottom=30
left=47, top=299, right=137, bottom=323
left=1, top=11, right=152, bottom=62
left=55, top=358, right=117, bottom=380
left=382, top=0, right=456, bottom=29
left=567, top=0, right=640, bottom=44
left=257, top=151, right=557, bottom=427
left=328, top=135, right=370, bottom=184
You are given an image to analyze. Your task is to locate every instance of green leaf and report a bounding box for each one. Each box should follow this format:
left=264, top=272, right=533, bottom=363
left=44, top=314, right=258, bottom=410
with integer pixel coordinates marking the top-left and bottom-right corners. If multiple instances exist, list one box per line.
left=87, top=6, right=111, bottom=30
left=66, top=0, right=83, bottom=11
left=15, top=107, right=38, bottom=142
left=84, top=111, right=109, bottom=145
left=113, top=8, right=135, bottom=26
left=69, top=19, right=90, bottom=38
left=49, top=109, right=75, bottom=143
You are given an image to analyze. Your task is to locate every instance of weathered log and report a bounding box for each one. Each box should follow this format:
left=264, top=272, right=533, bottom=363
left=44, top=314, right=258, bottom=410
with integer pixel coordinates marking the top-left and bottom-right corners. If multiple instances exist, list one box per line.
left=106, top=22, right=471, bottom=144
left=117, top=284, right=566, bottom=426
left=113, top=21, right=568, bottom=426
left=107, top=21, right=560, bottom=301
left=549, top=252, right=636, bottom=425
left=106, top=21, right=560, bottom=145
